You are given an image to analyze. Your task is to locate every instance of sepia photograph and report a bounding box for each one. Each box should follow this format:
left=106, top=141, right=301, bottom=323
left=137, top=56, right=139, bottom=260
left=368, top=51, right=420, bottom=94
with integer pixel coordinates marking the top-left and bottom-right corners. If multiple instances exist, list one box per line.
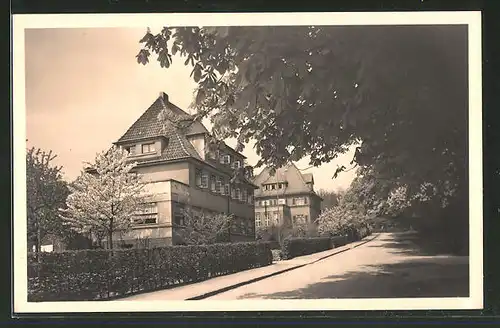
left=12, top=12, right=482, bottom=313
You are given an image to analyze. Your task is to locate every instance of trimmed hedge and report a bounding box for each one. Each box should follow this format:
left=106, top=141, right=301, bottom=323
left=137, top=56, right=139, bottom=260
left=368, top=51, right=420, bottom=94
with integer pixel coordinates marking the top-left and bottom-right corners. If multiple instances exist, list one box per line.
left=330, top=235, right=348, bottom=247
left=28, top=241, right=272, bottom=302
left=281, top=237, right=332, bottom=260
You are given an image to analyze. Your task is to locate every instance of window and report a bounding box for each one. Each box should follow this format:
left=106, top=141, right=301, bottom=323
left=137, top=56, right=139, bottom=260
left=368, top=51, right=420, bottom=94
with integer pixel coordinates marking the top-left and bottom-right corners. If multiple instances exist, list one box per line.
left=271, top=199, right=277, bottom=206
left=195, top=169, right=202, bottom=188
left=201, top=171, right=209, bottom=189
left=224, top=183, right=230, bottom=196
left=142, top=143, right=156, bottom=154
left=248, top=192, right=254, bottom=204
left=293, top=197, right=306, bottom=205
left=278, top=198, right=286, bottom=205
left=231, top=187, right=236, bottom=199
left=234, top=160, right=241, bottom=169
left=265, top=214, right=270, bottom=227
left=255, top=214, right=261, bottom=227
left=125, top=146, right=136, bottom=155
left=231, top=218, right=238, bottom=233
left=293, top=214, right=305, bottom=225
left=207, top=149, right=217, bottom=160
left=235, top=188, right=241, bottom=201
left=273, top=211, right=280, bottom=224
left=220, top=154, right=231, bottom=165
left=242, top=189, right=248, bottom=203
left=216, top=177, right=223, bottom=194
left=134, top=203, right=158, bottom=225
left=173, top=203, right=185, bottom=226
left=278, top=183, right=283, bottom=189
left=271, top=184, right=276, bottom=190
left=210, top=175, right=217, bottom=192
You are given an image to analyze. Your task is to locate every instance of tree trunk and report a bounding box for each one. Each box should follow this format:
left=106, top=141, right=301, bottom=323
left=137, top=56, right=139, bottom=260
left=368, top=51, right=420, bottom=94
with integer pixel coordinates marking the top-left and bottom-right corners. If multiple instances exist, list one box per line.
left=108, top=231, right=113, bottom=250
left=35, top=218, right=41, bottom=254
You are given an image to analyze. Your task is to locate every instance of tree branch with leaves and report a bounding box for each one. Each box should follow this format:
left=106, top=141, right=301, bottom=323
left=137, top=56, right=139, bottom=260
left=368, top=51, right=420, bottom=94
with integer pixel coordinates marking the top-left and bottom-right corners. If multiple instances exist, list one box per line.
left=136, top=25, right=468, bottom=236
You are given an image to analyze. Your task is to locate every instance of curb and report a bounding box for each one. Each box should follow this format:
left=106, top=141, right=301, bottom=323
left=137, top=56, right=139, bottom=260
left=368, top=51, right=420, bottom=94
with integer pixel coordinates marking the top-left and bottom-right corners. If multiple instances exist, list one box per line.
left=186, top=233, right=379, bottom=300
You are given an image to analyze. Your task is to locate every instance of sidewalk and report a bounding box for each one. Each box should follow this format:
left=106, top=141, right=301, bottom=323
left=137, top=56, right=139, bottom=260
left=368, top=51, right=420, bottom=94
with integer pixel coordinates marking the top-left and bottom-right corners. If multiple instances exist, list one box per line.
left=118, top=233, right=379, bottom=301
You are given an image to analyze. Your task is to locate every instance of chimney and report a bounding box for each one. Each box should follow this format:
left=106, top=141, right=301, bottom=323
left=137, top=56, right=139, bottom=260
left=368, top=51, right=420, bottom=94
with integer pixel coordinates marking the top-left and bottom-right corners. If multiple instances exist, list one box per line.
left=159, top=92, right=168, bottom=103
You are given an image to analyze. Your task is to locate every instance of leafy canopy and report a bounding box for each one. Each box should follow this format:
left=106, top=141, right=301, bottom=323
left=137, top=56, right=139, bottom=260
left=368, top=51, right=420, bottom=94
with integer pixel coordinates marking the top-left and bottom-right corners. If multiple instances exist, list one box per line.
left=137, top=25, right=468, bottom=203
left=26, top=147, right=69, bottom=250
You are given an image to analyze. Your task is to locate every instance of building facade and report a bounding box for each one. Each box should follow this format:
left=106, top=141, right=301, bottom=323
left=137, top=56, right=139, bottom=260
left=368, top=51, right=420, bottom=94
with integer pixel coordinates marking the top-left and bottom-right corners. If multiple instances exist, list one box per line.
left=99, top=92, right=257, bottom=247
left=253, top=163, right=322, bottom=229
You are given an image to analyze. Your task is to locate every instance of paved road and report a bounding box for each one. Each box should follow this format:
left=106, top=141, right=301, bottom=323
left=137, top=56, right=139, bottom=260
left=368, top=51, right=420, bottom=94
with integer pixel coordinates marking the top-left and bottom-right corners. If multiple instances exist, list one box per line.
left=206, top=232, right=469, bottom=299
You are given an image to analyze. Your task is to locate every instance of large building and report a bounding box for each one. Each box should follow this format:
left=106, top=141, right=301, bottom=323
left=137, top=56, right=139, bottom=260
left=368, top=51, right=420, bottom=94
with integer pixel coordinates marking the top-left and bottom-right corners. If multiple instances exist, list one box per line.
left=252, top=163, right=323, bottom=229
left=99, top=92, right=257, bottom=247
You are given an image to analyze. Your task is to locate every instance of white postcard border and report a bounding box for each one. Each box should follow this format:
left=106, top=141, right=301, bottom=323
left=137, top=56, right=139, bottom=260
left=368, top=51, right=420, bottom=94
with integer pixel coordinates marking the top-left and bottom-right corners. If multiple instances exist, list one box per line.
left=12, top=11, right=483, bottom=313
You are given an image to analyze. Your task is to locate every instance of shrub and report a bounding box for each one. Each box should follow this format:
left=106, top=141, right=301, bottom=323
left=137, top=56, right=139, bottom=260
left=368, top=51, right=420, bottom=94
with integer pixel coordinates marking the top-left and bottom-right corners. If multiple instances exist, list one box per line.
left=271, top=249, right=282, bottom=262
left=330, top=235, right=348, bottom=247
left=27, top=241, right=272, bottom=302
left=281, top=237, right=332, bottom=260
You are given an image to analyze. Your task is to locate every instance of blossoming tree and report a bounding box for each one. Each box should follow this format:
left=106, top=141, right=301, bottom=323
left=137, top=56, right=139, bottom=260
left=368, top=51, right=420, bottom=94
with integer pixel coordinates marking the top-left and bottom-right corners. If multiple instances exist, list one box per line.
left=60, top=146, right=147, bottom=249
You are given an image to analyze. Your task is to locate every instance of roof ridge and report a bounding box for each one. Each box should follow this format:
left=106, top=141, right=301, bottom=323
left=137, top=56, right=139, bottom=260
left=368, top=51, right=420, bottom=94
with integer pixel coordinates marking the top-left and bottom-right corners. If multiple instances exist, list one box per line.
left=117, top=97, right=162, bottom=142
left=290, top=162, right=309, bottom=187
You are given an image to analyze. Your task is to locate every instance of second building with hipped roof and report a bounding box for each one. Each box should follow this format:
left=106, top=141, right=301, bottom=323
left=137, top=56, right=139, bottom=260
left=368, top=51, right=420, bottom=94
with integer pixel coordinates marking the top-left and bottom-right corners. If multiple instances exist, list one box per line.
left=252, top=163, right=323, bottom=229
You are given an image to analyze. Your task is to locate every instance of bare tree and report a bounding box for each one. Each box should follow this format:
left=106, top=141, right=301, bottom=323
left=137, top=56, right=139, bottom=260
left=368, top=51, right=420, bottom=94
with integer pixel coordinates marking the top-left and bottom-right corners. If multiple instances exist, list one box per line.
left=174, top=207, right=232, bottom=245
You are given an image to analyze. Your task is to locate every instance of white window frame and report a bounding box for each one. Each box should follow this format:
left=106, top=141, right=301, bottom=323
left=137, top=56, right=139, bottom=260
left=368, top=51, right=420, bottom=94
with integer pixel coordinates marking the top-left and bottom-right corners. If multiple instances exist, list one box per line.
left=255, top=213, right=261, bottom=227
left=294, top=197, right=306, bottom=205
left=134, top=203, right=158, bottom=225
left=273, top=212, right=280, bottom=224
left=125, top=145, right=137, bottom=155
left=141, top=142, right=156, bottom=154
left=220, top=154, right=231, bottom=165
left=195, top=169, right=203, bottom=188
left=210, top=175, right=217, bottom=192
left=200, top=171, right=209, bottom=189
left=216, top=177, right=223, bottom=194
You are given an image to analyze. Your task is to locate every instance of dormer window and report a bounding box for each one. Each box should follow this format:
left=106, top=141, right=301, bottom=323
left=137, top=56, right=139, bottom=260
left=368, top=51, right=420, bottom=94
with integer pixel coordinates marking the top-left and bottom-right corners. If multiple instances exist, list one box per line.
left=142, top=143, right=156, bottom=154
left=125, top=146, right=137, bottom=155
left=220, top=154, right=231, bottom=165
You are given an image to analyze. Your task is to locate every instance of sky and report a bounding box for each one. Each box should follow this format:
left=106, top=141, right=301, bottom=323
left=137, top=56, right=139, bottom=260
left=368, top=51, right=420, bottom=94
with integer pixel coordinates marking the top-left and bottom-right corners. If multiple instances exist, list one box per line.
left=25, top=27, right=357, bottom=192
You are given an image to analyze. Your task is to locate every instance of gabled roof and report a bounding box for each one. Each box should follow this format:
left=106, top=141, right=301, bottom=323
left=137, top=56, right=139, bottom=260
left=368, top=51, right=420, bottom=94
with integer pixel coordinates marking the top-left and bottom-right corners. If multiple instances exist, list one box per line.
left=303, top=173, right=314, bottom=184
left=114, top=93, right=204, bottom=164
left=252, top=162, right=321, bottom=199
